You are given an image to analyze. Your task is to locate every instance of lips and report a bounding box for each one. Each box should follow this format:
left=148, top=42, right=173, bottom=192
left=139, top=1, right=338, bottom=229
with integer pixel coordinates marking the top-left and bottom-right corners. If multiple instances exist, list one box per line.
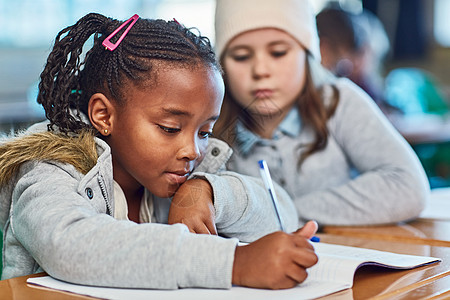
left=253, top=89, right=274, bottom=99
left=166, top=170, right=191, bottom=185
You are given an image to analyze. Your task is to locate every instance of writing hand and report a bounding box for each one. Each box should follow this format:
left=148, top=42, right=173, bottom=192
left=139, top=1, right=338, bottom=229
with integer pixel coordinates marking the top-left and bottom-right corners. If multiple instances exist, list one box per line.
left=168, top=178, right=218, bottom=235
left=232, top=230, right=318, bottom=289
left=294, top=220, right=319, bottom=239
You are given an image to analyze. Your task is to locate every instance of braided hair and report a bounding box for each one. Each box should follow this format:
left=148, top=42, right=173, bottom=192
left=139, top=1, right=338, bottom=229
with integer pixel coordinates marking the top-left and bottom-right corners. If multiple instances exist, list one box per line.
left=37, top=13, right=219, bottom=134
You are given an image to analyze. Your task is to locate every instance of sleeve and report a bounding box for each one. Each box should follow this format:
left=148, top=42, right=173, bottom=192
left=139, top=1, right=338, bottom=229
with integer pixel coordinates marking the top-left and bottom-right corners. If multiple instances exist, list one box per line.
left=10, top=162, right=237, bottom=289
left=296, top=80, right=429, bottom=226
left=193, top=171, right=300, bottom=242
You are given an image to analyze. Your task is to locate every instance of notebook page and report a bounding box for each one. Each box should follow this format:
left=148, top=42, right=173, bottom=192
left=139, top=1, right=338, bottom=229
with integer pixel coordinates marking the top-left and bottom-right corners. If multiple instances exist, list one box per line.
left=26, top=243, right=440, bottom=300
left=28, top=276, right=350, bottom=300
left=306, top=242, right=441, bottom=287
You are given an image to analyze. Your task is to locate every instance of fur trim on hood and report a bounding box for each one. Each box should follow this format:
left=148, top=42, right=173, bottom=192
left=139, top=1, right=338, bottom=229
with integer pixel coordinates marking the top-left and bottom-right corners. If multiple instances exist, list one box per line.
left=0, top=130, right=98, bottom=187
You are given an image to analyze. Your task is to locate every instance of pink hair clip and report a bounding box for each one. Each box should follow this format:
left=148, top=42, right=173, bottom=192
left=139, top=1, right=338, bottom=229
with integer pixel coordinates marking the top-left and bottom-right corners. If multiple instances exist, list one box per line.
left=102, top=14, right=140, bottom=51
left=173, top=18, right=185, bottom=28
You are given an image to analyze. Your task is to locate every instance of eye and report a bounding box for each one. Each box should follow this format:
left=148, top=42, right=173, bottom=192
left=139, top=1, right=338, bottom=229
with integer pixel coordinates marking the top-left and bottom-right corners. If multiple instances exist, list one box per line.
left=232, top=54, right=250, bottom=62
left=272, top=50, right=287, bottom=58
left=158, top=125, right=180, bottom=134
left=199, top=131, right=213, bottom=139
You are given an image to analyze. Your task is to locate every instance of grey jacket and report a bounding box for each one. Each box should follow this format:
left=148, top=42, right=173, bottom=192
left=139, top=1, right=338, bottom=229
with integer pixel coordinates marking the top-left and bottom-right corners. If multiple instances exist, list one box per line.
left=227, top=78, right=429, bottom=225
left=0, top=130, right=298, bottom=288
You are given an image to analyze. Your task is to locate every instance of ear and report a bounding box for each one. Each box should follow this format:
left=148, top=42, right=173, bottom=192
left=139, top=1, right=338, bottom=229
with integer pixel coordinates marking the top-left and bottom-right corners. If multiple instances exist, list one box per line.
left=88, top=93, right=115, bottom=137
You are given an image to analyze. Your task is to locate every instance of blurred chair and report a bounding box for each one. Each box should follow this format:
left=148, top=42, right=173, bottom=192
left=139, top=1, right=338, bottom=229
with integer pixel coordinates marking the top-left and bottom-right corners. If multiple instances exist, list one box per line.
left=385, top=68, right=449, bottom=116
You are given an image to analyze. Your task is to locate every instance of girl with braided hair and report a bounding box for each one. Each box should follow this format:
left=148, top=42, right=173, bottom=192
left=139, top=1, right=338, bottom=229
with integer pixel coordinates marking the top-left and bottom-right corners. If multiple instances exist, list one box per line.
left=0, top=13, right=318, bottom=289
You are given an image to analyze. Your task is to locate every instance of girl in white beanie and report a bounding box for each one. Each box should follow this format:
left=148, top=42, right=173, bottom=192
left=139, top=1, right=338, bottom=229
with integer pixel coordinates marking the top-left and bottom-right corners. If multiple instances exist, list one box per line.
left=214, top=0, right=429, bottom=226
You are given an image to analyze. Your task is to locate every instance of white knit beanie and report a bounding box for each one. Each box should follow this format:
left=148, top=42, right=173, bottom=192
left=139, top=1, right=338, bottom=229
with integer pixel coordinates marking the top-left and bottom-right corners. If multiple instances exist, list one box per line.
left=214, top=0, right=320, bottom=60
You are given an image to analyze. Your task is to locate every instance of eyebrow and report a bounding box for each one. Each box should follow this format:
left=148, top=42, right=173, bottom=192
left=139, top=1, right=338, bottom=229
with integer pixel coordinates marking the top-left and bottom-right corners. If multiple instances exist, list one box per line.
left=161, top=107, right=192, bottom=117
left=227, top=40, right=291, bottom=53
left=161, top=107, right=219, bottom=122
left=268, top=40, right=291, bottom=47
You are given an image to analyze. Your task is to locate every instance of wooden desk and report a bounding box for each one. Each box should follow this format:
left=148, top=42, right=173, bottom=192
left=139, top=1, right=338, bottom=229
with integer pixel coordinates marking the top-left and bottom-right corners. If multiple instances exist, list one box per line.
left=322, top=188, right=450, bottom=247
left=322, top=219, right=450, bottom=247
left=318, top=234, right=450, bottom=299
left=1, top=235, right=449, bottom=300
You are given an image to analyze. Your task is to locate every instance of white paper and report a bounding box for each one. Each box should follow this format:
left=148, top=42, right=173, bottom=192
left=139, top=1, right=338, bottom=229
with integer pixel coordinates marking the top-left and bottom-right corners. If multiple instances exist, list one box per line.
left=28, top=276, right=349, bottom=300
left=420, top=187, right=450, bottom=220
left=27, top=242, right=440, bottom=300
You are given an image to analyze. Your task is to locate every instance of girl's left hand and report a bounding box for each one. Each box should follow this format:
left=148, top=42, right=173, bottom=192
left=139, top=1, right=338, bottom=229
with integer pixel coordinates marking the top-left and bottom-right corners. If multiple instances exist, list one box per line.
left=168, top=178, right=218, bottom=235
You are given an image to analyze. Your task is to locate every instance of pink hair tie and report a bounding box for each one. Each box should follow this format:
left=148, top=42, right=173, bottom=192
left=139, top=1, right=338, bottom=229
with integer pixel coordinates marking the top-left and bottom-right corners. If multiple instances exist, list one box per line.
left=102, top=14, right=140, bottom=51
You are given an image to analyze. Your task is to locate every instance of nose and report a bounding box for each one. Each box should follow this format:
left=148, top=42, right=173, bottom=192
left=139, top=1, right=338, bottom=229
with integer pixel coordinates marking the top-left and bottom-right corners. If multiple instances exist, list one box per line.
left=252, top=54, right=270, bottom=79
left=177, top=135, right=201, bottom=161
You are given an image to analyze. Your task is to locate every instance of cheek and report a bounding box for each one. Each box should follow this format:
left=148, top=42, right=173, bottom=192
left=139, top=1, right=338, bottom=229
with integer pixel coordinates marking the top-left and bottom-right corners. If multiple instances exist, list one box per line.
left=284, top=57, right=307, bottom=91
left=224, top=62, right=249, bottom=91
left=225, top=75, right=251, bottom=107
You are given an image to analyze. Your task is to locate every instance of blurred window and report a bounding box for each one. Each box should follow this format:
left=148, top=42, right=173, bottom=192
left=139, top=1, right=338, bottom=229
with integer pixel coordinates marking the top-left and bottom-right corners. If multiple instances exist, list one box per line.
left=0, top=0, right=360, bottom=132
left=0, top=0, right=214, bottom=131
left=0, top=0, right=214, bottom=48
left=434, top=0, right=450, bottom=47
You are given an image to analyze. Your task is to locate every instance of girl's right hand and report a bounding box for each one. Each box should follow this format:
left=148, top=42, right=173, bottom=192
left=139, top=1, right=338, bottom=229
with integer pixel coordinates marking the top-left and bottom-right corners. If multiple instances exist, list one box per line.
left=232, top=224, right=318, bottom=289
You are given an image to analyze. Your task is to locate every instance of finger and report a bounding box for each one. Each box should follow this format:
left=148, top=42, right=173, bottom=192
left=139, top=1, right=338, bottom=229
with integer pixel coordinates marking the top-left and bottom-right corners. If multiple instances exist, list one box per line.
left=180, top=219, right=197, bottom=234
left=270, top=276, right=299, bottom=290
left=204, top=219, right=218, bottom=235
left=294, top=220, right=318, bottom=239
left=192, top=226, right=209, bottom=234
left=291, top=234, right=315, bottom=250
left=285, top=264, right=309, bottom=285
left=291, top=246, right=319, bottom=268
left=191, top=222, right=212, bottom=234
left=201, top=223, right=212, bottom=235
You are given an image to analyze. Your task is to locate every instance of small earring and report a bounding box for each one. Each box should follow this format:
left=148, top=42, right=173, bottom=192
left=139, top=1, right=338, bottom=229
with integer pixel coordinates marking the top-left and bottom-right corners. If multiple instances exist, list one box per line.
left=104, top=129, right=108, bottom=135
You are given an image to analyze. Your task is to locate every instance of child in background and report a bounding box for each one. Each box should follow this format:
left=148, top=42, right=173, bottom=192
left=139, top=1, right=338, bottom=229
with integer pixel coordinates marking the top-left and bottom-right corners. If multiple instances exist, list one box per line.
left=316, top=5, right=397, bottom=115
left=213, top=0, right=429, bottom=226
left=0, top=13, right=319, bottom=290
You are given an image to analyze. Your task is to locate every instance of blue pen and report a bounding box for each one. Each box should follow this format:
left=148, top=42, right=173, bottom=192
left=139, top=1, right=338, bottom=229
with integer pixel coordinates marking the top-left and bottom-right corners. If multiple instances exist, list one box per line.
left=258, top=160, right=285, bottom=232
left=310, top=236, right=320, bottom=242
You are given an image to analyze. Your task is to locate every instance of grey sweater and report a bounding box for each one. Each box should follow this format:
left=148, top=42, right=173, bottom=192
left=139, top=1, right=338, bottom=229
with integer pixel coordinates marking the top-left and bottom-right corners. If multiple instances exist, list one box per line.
left=0, top=130, right=298, bottom=288
left=227, top=78, right=429, bottom=225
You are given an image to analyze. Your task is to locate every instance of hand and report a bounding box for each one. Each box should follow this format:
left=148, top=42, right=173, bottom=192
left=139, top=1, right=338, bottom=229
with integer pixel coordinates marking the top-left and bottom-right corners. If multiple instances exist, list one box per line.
left=168, top=178, right=217, bottom=235
left=295, top=220, right=319, bottom=240
left=232, top=226, right=318, bottom=289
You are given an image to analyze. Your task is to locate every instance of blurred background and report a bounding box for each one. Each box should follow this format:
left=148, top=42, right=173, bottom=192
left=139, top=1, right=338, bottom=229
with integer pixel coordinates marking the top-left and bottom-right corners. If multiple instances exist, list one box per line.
left=2, top=0, right=450, bottom=187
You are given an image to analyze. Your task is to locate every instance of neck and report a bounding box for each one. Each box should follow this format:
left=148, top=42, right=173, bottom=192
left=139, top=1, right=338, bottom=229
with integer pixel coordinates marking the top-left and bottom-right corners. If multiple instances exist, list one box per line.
left=124, top=186, right=144, bottom=223
left=112, top=160, right=144, bottom=223
left=249, top=108, right=291, bottom=139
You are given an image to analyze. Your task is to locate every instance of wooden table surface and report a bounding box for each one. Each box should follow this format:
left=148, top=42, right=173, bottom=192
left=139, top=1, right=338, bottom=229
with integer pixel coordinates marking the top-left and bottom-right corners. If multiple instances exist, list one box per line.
left=318, top=233, right=450, bottom=299
left=2, top=192, right=450, bottom=300
left=1, top=230, right=449, bottom=300
left=322, top=188, right=450, bottom=247
left=322, top=219, right=450, bottom=247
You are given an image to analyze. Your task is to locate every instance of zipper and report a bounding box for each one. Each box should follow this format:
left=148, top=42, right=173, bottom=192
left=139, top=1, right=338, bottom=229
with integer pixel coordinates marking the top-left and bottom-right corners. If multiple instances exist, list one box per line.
left=97, top=175, right=112, bottom=216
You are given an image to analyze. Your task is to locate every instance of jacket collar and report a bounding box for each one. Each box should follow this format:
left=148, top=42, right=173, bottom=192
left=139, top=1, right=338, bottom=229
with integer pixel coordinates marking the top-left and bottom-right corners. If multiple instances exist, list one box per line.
left=234, top=107, right=302, bottom=156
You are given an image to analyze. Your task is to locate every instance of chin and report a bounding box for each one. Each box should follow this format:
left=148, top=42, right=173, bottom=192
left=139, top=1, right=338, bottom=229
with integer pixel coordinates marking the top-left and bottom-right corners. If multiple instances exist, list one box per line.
left=247, top=103, right=282, bottom=116
left=153, top=185, right=179, bottom=198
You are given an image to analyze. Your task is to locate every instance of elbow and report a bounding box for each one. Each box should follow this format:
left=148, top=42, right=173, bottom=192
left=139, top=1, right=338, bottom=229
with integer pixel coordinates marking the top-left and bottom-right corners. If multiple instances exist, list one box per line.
left=397, top=174, right=430, bottom=221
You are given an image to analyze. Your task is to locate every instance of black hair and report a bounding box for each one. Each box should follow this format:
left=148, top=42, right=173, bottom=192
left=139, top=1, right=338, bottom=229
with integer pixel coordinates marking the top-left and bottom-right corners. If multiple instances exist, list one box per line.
left=316, top=6, right=367, bottom=54
left=37, top=13, right=220, bottom=134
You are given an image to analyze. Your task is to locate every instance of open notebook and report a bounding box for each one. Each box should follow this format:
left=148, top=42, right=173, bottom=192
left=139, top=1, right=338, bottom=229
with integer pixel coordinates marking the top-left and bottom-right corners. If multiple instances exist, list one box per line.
left=27, top=242, right=440, bottom=300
